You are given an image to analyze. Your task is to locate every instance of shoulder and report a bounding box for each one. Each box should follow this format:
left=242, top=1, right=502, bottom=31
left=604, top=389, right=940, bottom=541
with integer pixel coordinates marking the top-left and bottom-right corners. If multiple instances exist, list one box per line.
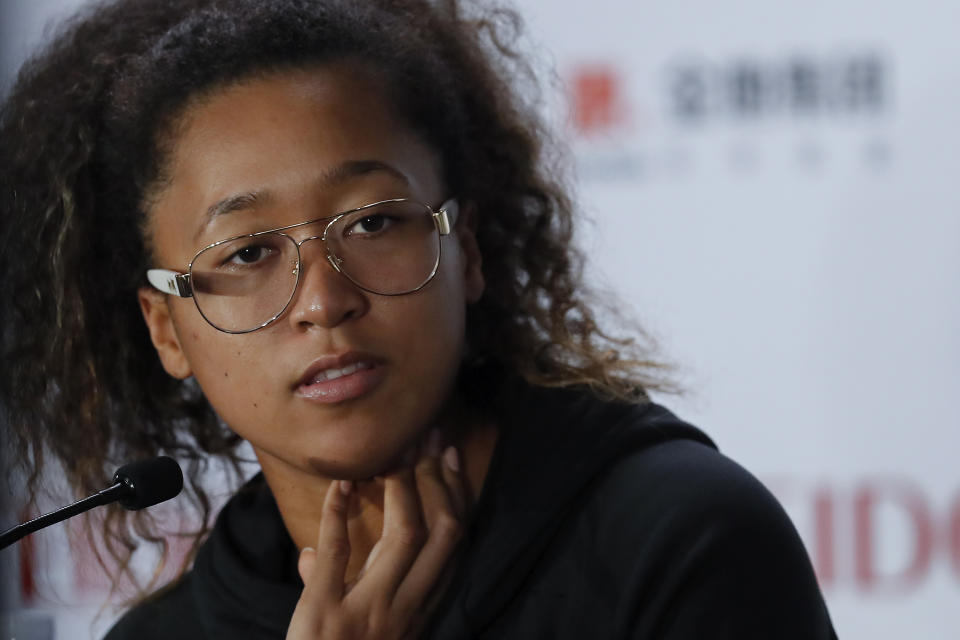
left=575, top=436, right=801, bottom=571
left=103, top=575, right=203, bottom=640
left=580, top=438, right=837, bottom=638
left=594, top=437, right=786, bottom=536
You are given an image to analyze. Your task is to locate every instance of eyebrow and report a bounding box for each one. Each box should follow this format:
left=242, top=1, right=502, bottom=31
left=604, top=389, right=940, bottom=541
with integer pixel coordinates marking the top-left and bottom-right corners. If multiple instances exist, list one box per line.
left=195, top=159, right=411, bottom=239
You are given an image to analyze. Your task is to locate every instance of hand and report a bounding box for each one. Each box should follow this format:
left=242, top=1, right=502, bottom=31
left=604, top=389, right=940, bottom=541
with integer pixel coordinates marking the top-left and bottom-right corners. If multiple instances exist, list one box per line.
left=286, top=435, right=466, bottom=639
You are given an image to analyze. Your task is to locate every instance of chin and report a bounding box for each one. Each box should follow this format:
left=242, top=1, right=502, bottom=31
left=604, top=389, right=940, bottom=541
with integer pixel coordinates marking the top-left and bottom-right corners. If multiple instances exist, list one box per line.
left=303, top=442, right=410, bottom=480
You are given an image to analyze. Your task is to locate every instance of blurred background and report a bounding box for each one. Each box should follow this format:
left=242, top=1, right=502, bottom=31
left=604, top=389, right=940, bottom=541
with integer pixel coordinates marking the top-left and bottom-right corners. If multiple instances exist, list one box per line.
left=2, top=0, right=958, bottom=637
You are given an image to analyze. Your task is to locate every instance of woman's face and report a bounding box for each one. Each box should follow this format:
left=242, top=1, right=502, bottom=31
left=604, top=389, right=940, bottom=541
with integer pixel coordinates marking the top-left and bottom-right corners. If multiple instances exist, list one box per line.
left=139, top=65, right=484, bottom=480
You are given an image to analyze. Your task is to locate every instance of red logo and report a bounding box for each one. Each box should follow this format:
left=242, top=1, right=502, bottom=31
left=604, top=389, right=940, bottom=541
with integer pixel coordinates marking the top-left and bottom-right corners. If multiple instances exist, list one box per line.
left=769, top=476, right=956, bottom=592
left=569, top=65, right=627, bottom=135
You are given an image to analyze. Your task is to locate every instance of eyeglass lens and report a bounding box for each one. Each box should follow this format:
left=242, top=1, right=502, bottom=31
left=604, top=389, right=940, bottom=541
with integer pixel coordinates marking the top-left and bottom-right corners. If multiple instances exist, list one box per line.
left=189, top=200, right=441, bottom=332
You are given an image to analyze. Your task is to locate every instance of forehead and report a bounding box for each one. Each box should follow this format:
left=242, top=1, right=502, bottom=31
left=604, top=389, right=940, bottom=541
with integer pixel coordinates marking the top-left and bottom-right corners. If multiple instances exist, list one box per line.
left=147, top=64, right=443, bottom=259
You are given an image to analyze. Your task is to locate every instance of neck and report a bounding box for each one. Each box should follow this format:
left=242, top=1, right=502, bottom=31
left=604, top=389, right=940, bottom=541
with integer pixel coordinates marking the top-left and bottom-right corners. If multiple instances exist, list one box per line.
left=256, top=408, right=498, bottom=584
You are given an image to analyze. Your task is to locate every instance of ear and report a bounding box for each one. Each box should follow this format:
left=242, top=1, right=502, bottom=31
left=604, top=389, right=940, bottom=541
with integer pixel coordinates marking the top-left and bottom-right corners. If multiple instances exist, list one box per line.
left=455, top=202, right=485, bottom=303
left=137, top=287, right=192, bottom=379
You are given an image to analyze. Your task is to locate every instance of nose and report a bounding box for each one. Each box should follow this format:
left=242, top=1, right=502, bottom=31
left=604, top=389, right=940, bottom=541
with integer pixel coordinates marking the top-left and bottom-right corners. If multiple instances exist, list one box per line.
left=285, top=238, right=368, bottom=331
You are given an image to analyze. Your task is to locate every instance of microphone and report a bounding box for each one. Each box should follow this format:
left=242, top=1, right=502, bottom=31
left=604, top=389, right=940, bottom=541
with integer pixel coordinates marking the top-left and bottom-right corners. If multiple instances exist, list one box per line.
left=112, top=456, right=184, bottom=510
left=0, top=456, right=183, bottom=549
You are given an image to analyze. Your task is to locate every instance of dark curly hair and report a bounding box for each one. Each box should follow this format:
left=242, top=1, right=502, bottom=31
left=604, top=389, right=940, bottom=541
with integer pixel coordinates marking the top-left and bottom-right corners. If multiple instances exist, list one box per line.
left=0, top=0, right=670, bottom=598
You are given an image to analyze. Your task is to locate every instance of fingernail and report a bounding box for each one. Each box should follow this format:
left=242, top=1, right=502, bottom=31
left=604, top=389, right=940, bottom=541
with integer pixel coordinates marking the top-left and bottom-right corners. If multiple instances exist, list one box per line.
left=427, top=428, right=443, bottom=456
left=301, top=546, right=315, bottom=554
left=443, top=446, right=460, bottom=473
left=339, top=480, right=353, bottom=496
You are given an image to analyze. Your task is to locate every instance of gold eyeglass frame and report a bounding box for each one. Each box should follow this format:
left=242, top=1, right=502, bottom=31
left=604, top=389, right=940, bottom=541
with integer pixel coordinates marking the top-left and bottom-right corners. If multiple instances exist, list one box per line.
left=146, top=197, right=459, bottom=334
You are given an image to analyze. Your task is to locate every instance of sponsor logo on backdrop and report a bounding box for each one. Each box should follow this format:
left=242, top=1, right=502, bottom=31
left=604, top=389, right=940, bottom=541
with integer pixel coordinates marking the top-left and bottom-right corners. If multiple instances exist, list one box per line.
left=668, top=54, right=886, bottom=121
left=567, top=51, right=891, bottom=181
left=570, top=65, right=628, bottom=135
left=768, top=477, right=959, bottom=592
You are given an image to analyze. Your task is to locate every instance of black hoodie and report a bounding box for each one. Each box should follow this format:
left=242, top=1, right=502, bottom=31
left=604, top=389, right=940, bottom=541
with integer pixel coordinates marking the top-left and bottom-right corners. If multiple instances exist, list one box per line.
left=105, top=385, right=838, bottom=639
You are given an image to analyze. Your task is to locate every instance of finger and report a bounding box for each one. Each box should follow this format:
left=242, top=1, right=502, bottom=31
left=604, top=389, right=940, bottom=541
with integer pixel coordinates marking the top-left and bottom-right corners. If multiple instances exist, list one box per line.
left=346, top=538, right=382, bottom=589
left=414, top=438, right=459, bottom=531
left=421, top=429, right=466, bottom=518
left=360, top=539, right=383, bottom=575
left=350, top=462, right=424, bottom=599
left=392, top=443, right=464, bottom=613
left=297, top=547, right=316, bottom=584
left=393, top=476, right=463, bottom=615
left=441, top=445, right=467, bottom=519
left=306, top=479, right=353, bottom=603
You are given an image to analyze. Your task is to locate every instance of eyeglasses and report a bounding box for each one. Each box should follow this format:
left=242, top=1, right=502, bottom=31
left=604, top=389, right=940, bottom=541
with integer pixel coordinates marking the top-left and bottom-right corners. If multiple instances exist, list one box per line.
left=147, top=197, right=458, bottom=334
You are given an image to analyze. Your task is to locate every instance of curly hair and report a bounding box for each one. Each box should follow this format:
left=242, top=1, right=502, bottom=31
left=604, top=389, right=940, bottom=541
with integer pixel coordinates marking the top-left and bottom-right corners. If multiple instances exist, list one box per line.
left=0, top=0, right=670, bottom=598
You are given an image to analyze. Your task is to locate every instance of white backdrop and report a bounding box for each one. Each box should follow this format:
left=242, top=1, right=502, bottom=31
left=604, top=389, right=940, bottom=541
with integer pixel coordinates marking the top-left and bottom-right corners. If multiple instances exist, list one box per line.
left=2, top=1, right=957, bottom=638
left=518, top=1, right=960, bottom=637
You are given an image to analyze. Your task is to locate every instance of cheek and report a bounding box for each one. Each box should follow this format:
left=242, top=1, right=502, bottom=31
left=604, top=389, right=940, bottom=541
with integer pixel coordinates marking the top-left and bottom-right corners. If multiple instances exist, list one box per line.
left=195, top=348, right=275, bottom=437
left=369, top=275, right=467, bottom=424
left=395, top=271, right=467, bottom=358
left=172, top=310, right=270, bottom=414
left=374, top=302, right=462, bottom=384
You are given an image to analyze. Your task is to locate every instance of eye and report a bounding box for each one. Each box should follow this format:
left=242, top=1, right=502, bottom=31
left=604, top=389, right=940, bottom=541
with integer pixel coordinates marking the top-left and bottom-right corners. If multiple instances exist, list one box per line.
left=224, top=243, right=276, bottom=266
left=346, top=214, right=392, bottom=235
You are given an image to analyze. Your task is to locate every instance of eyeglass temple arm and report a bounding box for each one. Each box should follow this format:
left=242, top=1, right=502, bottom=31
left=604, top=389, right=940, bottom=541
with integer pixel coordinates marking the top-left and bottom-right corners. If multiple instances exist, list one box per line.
left=434, top=198, right=459, bottom=235
left=147, top=269, right=193, bottom=298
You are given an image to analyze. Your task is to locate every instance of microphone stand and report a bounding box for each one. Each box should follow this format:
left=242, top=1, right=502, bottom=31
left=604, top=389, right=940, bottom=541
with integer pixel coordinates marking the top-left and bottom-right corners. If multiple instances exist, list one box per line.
left=0, top=456, right=182, bottom=550
left=0, top=482, right=131, bottom=550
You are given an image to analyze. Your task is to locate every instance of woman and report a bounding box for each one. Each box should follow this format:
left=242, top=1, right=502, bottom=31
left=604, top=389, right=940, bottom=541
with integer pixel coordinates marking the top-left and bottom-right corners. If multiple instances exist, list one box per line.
left=0, top=0, right=838, bottom=638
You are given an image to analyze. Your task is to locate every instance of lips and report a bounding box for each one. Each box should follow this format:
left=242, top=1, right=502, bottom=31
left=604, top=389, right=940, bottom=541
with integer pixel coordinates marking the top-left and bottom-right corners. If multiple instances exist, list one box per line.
left=303, top=360, right=373, bottom=384
left=295, top=351, right=387, bottom=403
left=297, top=351, right=384, bottom=386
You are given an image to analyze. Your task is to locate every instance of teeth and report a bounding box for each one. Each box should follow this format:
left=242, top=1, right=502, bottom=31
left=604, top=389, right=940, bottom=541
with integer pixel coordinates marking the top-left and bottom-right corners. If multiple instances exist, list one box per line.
left=309, top=361, right=371, bottom=384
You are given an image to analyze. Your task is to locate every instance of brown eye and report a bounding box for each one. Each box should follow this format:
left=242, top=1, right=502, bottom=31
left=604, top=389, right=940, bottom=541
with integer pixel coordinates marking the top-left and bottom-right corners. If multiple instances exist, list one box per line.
left=224, top=243, right=275, bottom=266
left=235, top=246, right=264, bottom=262
left=348, top=214, right=389, bottom=235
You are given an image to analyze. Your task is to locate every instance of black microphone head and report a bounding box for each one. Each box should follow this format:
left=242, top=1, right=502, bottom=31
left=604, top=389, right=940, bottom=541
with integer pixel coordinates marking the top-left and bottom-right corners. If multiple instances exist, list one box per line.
left=113, top=456, right=184, bottom=510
